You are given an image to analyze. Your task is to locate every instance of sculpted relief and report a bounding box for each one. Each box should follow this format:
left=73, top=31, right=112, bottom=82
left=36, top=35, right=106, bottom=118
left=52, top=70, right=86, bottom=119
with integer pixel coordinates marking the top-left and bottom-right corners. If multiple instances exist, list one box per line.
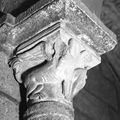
left=9, top=26, right=101, bottom=119
left=0, top=0, right=117, bottom=120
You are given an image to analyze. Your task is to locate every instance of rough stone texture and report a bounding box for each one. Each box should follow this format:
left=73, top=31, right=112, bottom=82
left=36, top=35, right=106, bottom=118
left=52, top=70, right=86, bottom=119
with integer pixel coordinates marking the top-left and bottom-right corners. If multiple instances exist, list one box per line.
left=0, top=52, right=20, bottom=119
left=0, top=51, right=20, bottom=119
left=0, top=0, right=119, bottom=120
left=3, top=0, right=116, bottom=55
left=0, top=95, right=19, bottom=120
left=73, top=0, right=120, bottom=119
left=0, top=52, right=20, bottom=101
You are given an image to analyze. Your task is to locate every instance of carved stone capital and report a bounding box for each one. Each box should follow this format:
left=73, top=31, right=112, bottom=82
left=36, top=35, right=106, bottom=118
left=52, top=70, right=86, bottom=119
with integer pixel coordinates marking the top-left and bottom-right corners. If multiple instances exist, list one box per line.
left=10, top=32, right=101, bottom=100
left=0, top=0, right=117, bottom=120
left=9, top=30, right=101, bottom=120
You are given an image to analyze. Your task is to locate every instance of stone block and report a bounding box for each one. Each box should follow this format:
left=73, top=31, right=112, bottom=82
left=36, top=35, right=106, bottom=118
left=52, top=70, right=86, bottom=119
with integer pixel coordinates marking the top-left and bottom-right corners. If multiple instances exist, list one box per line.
left=0, top=95, right=19, bottom=120
left=0, top=52, right=20, bottom=101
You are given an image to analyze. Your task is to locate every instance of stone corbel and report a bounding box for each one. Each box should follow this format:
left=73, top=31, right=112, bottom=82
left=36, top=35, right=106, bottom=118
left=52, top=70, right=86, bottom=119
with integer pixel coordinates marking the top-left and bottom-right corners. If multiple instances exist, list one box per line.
left=0, top=0, right=117, bottom=120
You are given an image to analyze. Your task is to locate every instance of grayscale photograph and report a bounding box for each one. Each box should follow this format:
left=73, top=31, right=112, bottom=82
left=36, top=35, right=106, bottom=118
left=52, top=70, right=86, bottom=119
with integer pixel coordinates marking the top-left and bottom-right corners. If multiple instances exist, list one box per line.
left=0, top=0, right=119, bottom=120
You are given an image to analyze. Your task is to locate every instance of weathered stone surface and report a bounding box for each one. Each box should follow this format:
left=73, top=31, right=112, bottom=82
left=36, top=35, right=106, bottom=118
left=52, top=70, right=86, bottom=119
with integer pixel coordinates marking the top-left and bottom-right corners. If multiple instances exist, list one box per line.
left=5, top=0, right=117, bottom=120
left=11, top=29, right=101, bottom=119
left=0, top=52, right=20, bottom=101
left=0, top=0, right=119, bottom=120
left=0, top=0, right=116, bottom=55
left=0, top=95, right=19, bottom=120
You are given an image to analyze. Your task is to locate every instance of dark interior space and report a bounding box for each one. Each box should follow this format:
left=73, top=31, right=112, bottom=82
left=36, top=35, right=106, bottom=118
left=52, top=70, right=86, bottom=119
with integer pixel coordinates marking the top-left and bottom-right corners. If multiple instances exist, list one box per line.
left=0, top=0, right=55, bottom=17
left=11, top=0, right=42, bottom=16
left=19, top=84, right=27, bottom=120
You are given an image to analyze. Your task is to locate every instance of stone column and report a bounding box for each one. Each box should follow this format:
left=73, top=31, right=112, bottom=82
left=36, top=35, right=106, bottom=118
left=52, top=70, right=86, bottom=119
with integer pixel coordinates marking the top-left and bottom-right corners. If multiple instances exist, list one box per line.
left=9, top=34, right=102, bottom=120
left=0, top=0, right=117, bottom=120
